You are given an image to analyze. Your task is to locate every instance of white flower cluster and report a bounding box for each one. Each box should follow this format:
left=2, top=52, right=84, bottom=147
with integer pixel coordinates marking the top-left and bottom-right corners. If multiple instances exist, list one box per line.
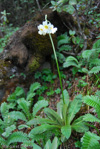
left=38, top=20, right=57, bottom=35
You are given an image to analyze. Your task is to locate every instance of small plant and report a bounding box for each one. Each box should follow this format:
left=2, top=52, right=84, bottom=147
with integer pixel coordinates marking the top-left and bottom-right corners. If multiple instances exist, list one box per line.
left=63, top=39, right=100, bottom=76
left=0, top=82, right=48, bottom=148
left=27, top=90, right=99, bottom=145
left=79, top=94, right=100, bottom=148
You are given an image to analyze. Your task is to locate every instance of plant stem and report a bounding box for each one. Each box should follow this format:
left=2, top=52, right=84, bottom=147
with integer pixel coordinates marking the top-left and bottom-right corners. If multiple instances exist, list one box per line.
left=49, top=33, right=64, bottom=102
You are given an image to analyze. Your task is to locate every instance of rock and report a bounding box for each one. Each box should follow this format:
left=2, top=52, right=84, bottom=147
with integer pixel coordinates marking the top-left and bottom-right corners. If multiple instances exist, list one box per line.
left=3, top=8, right=76, bottom=73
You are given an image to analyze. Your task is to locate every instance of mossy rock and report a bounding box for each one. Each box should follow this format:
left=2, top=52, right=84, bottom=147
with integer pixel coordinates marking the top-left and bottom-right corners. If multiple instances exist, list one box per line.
left=3, top=8, right=76, bottom=73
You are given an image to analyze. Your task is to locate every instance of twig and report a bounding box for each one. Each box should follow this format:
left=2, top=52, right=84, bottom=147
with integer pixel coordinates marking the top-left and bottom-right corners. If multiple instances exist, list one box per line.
left=36, top=0, right=42, bottom=12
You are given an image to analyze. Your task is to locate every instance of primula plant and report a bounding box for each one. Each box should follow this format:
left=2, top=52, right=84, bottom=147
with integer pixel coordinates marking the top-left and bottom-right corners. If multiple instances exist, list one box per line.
left=38, top=15, right=64, bottom=101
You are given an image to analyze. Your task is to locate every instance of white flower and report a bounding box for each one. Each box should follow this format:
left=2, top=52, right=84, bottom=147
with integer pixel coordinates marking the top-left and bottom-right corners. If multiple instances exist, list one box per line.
left=38, top=24, right=46, bottom=35
left=48, top=24, right=57, bottom=34
left=43, top=20, right=50, bottom=32
left=38, top=19, right=57, bottom=35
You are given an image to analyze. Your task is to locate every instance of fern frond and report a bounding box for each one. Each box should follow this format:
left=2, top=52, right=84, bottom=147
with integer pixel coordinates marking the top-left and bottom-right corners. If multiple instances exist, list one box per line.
left=7, top=132, right=28, bottom=146
left=2, top=124, right=16, bottom=138
left=7, top=92, right=17, bottom=102
left=21, top=140, right=34, bottom=149
left=29, top=82, right=41, bottom=93
left=95, top=90, right=100, bottom=98
left=81, top=131, right=100, bottom=149
left=82, top=50, right=93, bottom=59
left=32, top=100, right=48, bottom=118
left=93, top=39, right=100, bottom=49
left=59, top=45, right=72, bottom=52
left=89, top=58, right=100, bottom=66
left=63, top=56, right=79, bottom=68
left=0, top=136, right=6, bottom=145
left=18, top=124, right=30, bottom=130
left=21, top=140, right=41, bottom=149
left=44, top=108, right=64, bottom=125
left=0, top=102, right=9, bottom=118
left=89, top=66, right=100, bottom=74
left=83, top=114, right=100, bottom=123
left=9, top=111, right=27, bottom=122
left=26, top=93, right=35, bottom=101
left=83, top=95, right=100, bottom=118
left=57, top=32, right=70, bottom=47
left=17, top=98, right=31, bottom=120
left=14, top=86, right=25, bottom=97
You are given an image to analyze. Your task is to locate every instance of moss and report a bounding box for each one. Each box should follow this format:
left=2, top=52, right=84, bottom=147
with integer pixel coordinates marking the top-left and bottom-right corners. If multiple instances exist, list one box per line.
left=0, top=60, right=11, bottom=86
left=84, top=28, right=90, bottom=36
left=22, top=30, right=57, bottom=72
left=27, top=54, right=44, bottom=72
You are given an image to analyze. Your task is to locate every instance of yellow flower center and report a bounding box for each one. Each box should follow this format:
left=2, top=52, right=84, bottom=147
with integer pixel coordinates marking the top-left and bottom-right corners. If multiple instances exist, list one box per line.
left=44, top=25, right=48, bottom=29
left=40, top=28, right=43, bottom=31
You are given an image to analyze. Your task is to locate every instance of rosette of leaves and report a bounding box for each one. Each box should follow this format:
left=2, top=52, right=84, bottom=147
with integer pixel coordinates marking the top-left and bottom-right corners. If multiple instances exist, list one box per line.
left=27, top=90, right=100, bottom=143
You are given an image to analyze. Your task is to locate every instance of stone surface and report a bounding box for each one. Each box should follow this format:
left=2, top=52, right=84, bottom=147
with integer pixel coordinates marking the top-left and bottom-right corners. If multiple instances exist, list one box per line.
left=2, top=9, right=75, bottom=73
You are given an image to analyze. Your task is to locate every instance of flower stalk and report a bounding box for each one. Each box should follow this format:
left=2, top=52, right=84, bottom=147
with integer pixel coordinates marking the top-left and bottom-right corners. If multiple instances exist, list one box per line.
left=49, top=33, right=64, bottom=102
left=37, top=15, right=64, bottom=102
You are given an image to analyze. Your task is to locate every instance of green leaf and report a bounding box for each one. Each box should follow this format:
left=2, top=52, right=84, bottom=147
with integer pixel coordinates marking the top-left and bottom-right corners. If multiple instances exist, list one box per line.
left=7, top=132, right=28, bottom=145
left=44, top=108, right=64, bottom=125
left=63, top=89, right=69, bottom=105
left=7, top=93, right=17, bottom=102
left=26, top=93, right=36, bottom=100
left=67, top=94, right=82, bottom=124
left=27, top=117, right=57, bottom=126
left=69, top=0, right=77, bottom=5
left=17, top=98, right=31, bottom=120
left=89, top=66, right=100, bottom=74
left=57, top=33, right=70, bottom=47
left=44, top=139, right=51, bottom=149
left=66, top=5, right=75, bottom=14
left=57, top=101, right=63, bottom=119
left=0, top=136, right=6, bottom=145
left=15, top=86, right=25, bottom=97
left=29, top=124, right=58, bottom=138
left=83, top=114, right=100, bottom=123
left=9, top=111, right=27, bottom=121
left=81, top=132, right=100, bottom=149
left=69, top=30, right=75, bottom=36
left=0, top=102, right=8, bottom=118
left=18, top=124, right=30, bottom=130
left=51, top=137, right=59, bottom=149
left=59, top=45, right=72, bottom=52
left=83, top=95, right=100, bottom=118
left=33, top=100, right=48, bottom=118
left=2, top=124, right=16, bottom=138
left=93, top=39, right=100, bottom=49
left=61, top=125, right=71, bottom=139
left=55, top=88, right=61, bottom=94
left=82, top=68, right=89, bottom=74
left=72, top=116, right=89, bottom=133
left=29, top=82, right=41, bottom=93
left=82, top=50, right=93, bottom=59
left=63, top=56, right=79, bottom=68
